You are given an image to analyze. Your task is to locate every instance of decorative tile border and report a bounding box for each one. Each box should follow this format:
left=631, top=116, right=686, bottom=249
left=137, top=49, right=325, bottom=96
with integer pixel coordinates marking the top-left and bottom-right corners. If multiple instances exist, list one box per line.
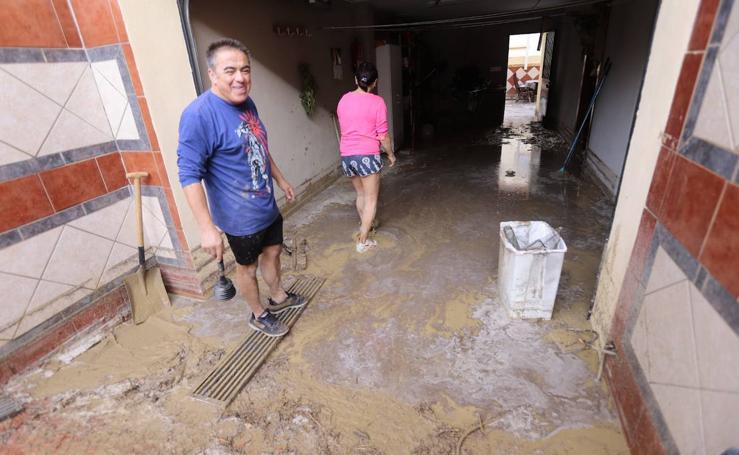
left=0, top=48, right=45, bottom=64
left=0, top=184, right=188, bottom=361
left=0, top=185, right=186, bottom=268
left=711, top=0, right=736, bottom=45
left=87, top=45, right=150, bottom=151
left=0, top=230, right=21, bottom=249
left=680, top=0, right=738, bottom=179
left=621, top=322, right=680, bottom=453
left=621, top=221, right=739, bottom=455
left=0, top=142, right=118, bottom=182
left=652, top=224, right=701, bottom=281
left=0, top=187, right=124, bottom=244
left=63, top=142, right=120, bottom=168
left=644, top=224, right=737, bottom=335
left=0, top=282, right=130, bottom=367
left=18, top=205, right=86, bottom=240
left=681, top=137, right=738, bottom=180
left=142, top=185, right=187, bottom=266
left=0, top=47, right=87, bottom=64
left=680, top=45, right=719, bottom=148
left=42, top=49, right=87, bottom=63
left=700, top=267, right=739, bottom=334
left=0, top=45, right=150, bottom=183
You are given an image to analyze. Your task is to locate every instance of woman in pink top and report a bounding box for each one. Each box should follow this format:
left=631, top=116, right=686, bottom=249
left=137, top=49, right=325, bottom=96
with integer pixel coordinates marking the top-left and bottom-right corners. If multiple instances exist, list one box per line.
left=336, top=62, right=397, bottom=253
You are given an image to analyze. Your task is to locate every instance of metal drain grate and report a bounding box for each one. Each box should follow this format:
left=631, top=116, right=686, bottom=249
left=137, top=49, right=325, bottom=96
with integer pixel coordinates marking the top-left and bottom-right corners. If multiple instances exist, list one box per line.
left=192, top=276, right=325, bottom=406
left=0, top=395, right=23, bottom=421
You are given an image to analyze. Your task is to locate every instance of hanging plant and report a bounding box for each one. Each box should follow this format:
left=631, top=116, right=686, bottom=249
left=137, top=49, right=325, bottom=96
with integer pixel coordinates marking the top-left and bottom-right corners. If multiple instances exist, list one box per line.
left=298, top=63, right=317, bottom=116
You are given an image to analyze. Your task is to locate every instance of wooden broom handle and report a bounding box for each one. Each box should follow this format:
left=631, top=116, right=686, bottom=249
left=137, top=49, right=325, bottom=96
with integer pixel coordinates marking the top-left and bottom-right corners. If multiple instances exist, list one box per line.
left=126, top=172, right=149, bottom=249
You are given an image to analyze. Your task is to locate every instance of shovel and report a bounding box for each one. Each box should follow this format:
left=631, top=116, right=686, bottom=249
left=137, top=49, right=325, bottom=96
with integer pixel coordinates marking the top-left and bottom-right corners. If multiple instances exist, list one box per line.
left=124, top=172, right=170, bottom=324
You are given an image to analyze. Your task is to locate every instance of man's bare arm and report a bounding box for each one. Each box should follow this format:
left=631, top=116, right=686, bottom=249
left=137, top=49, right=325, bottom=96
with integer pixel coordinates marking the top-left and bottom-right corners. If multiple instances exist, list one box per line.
left=183, top=183, right=223, bottom=260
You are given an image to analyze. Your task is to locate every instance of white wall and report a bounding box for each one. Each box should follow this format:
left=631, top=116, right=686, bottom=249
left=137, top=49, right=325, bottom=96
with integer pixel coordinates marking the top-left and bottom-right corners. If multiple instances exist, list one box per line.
left=544, top=16, right=584, bottom=139
left=590, top=0, right=701, bottom=341
left=585, top=0, right=660, bottom=195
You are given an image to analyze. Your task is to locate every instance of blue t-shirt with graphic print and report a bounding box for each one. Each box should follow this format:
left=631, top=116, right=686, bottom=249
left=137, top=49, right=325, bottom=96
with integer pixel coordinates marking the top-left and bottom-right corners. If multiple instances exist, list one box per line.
left=177, top=91, right=279, bottom=236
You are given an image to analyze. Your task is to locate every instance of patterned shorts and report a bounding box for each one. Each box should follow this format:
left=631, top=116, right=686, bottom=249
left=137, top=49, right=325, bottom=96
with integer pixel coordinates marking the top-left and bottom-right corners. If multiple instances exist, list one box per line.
left=341, top=154, right=383, bottom=177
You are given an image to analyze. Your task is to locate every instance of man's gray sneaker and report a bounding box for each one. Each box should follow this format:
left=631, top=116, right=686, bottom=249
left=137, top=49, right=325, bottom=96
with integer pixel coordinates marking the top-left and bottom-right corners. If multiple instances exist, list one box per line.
left=265, top=292, right=307, bottom=314
left=249, top=311, right=288, bottom=337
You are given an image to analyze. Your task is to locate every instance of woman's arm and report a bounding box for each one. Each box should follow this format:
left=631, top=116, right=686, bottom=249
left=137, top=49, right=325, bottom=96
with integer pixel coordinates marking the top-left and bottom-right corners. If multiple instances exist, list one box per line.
left=380, top=135, right=396, bottom=167
left=375, top=98, right=396, bottom=167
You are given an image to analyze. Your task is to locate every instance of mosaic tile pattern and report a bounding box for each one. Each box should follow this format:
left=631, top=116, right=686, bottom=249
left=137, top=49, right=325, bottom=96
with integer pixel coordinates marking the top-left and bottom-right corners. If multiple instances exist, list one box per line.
left=624, top=224, right=739, bottom=455
left=0, top=0, right=189, bottom=377
left=652, top=0, right=739, bottom=299
left=0, top=191, right=177, bottom=341
left=506, top=65, right=541, bottom=97
left=681, top=0, right=739, bottom=173
left=0, top=44, right=153, bottom=186
left=0, top=56, right=142, bottom=172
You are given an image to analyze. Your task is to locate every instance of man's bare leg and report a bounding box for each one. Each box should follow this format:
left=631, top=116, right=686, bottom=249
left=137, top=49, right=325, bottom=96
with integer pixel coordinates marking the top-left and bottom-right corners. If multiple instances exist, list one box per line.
left=233, top=262, right=265, bottom=317
left=260, top=244, right=288, bottom=302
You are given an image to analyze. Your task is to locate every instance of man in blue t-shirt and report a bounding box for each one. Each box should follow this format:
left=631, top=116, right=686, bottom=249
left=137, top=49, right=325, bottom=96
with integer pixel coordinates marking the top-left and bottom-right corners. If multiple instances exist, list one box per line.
left=177, top=39, right=305, bottom=337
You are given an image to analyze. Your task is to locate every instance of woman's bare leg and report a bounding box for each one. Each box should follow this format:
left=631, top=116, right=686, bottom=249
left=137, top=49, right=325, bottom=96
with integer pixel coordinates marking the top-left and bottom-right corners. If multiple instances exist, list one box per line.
left=358, top=173, right=380, bottom=244
left=351, top=176, right=364, bottom=222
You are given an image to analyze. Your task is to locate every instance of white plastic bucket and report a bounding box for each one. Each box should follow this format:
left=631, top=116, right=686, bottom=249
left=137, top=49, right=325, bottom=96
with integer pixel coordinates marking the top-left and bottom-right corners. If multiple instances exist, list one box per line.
left=498, top=221, right=567, bottom=320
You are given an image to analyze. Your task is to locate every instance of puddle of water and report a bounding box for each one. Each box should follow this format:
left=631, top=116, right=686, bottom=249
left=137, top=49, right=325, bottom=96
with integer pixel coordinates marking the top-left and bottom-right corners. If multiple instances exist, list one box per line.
left=498, top=139, right=541, bottom=194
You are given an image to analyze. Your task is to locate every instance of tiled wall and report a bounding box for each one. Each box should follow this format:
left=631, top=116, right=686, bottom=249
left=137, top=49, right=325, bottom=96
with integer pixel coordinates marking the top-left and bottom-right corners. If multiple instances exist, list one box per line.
left=606, top=0, right=739, bottom=452
left=506, top=65, right=540, bottom=98
left=0, top=0, right=191, bottom=375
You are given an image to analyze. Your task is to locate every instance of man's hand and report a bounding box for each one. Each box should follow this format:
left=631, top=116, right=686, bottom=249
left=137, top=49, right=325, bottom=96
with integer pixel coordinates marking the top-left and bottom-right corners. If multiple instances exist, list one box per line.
left=278, top=181, right=295, bottom=202
left=183, top=184, right=223, bottom=260
left=387, top=153, right=397, bottom=167
left=201, top=224, right=224, bottom=261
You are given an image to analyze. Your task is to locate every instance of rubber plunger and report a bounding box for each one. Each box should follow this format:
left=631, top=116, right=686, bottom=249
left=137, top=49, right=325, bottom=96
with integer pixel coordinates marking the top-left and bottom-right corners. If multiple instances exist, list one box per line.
left=214, top=259, right=236, bottom=301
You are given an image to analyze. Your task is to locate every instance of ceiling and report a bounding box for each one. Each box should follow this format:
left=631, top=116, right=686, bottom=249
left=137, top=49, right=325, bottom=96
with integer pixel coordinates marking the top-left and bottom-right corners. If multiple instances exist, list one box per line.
left=341, top=0, right=606, bottom=21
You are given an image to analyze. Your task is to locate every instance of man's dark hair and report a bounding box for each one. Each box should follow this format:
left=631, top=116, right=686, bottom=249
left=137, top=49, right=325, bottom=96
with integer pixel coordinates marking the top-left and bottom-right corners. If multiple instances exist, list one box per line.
left=355, top=61, right=378, bottom=92
left=206, top=38, right=251, bottom=68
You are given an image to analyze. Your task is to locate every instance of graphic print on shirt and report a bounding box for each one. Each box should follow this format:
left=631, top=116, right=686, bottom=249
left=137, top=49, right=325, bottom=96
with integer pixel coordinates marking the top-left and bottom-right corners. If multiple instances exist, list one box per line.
left=235, top=109, right=271, bottom=196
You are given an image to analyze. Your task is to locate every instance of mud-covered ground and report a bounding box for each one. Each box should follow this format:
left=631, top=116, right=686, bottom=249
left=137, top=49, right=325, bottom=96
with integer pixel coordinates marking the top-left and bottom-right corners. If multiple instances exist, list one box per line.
left=0, top=124, right=628, bottom=454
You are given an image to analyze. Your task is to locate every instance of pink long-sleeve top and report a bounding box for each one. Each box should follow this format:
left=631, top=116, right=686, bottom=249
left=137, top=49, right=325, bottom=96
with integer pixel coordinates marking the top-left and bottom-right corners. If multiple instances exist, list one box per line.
left=336, top=91, right=388, bottom=156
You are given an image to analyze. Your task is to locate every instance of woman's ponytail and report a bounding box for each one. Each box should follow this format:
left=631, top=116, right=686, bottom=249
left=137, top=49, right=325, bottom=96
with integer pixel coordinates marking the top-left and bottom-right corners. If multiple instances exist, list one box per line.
left=355, top=61, right=378, bottom=92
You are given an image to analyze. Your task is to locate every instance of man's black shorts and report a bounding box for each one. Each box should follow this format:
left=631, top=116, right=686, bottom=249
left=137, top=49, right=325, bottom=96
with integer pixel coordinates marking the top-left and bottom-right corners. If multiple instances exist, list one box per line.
left=225, top=215, right=283, bottom=265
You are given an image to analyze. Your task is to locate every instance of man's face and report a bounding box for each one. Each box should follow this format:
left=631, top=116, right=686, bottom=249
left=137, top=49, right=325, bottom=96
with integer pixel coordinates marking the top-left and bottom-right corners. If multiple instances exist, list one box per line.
left=208, top=47, right=251, bottom=105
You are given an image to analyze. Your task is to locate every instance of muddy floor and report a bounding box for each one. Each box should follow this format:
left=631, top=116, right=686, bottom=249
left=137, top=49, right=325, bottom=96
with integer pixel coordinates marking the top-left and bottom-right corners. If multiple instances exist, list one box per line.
left=503, top=99, right=536, bottom=127
left=0, top=124, right=628, bottom=454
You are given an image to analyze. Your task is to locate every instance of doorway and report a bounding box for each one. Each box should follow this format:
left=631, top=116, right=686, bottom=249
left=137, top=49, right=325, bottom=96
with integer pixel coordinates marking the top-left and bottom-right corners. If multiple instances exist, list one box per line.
left=503, top=32, right=555, bottom=127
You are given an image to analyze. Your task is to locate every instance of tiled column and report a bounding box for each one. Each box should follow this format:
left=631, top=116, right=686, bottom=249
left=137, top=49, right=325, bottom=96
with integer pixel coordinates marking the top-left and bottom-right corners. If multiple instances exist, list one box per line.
left=606, top=0, right=739, bottom=452
left=0, top=0, right=200, bottom=384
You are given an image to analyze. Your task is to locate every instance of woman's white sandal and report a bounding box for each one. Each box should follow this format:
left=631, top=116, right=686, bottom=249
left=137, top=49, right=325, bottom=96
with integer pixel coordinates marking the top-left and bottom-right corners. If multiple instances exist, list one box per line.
left=356, top=239, right=378, bottom=253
